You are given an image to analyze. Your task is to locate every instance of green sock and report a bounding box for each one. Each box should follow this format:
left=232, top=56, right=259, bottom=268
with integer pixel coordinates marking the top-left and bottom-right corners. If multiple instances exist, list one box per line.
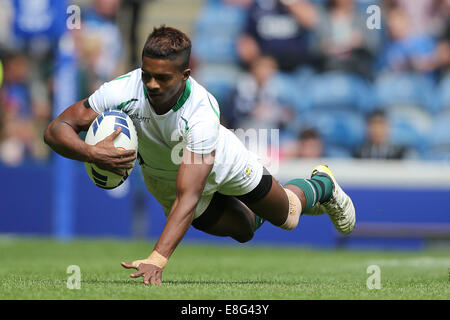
left=310, top=175, right=333, bottom=203
left=285, top=179, right=316, bottom=212
left=285, top=175, right=333, bottom=212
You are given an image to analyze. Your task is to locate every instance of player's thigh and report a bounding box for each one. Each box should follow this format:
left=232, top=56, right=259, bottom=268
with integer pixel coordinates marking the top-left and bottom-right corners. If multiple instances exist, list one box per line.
left=192, top=193, right=255, bottom=243
left=242, top=176, right=291, bottom=227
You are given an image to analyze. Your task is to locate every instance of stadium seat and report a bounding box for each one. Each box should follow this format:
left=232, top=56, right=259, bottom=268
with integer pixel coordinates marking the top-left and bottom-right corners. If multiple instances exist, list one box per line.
left=303, top=0, right=380, bottom=12
left=309, top=72, right=376, bottom=113
left=387, top=106, right=433, bottom=152
left=193, top=63, right=242, bottom=107
left=374, top=72, right=437, bottom=113
left=424, top=112, right=450, bottom=160
left=432, top=73, right=450, bottom=113
left=192, top=2, right=246, bottom=64
left=195, top=1, right=246, bottom=35
left=192, top=34, right=239, bottom=64
left=292, top=66, right=316, bottom=88
left=299, top=110, right=366, bottom=150
left=268, top=72, right=312, bottom=113
left=355, top=0, right=381, bottom=11
left=324, top=145, right=352, bottom=159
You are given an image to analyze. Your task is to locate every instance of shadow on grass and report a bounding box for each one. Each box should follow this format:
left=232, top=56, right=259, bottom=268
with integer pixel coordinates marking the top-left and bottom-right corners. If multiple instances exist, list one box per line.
left=82, top=279, right=306, bottom=286
left=4, top=278, right=306, bottom=287
left=164, top=280, right=304, bottom=286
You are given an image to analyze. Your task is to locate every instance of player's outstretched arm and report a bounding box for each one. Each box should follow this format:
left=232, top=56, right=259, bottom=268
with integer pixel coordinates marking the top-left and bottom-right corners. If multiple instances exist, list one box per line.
left=43, top=99, right=136, bottom=176
left=121, top=149, right=215, bottom=285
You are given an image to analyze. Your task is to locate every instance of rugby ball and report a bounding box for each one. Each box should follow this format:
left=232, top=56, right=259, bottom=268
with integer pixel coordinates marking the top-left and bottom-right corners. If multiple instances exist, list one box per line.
left=84, top=108, right=138, bottom=189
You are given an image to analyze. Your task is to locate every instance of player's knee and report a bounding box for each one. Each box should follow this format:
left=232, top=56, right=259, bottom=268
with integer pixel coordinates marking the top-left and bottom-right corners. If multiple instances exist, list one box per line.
left=233, top=229, right=254, bottom=243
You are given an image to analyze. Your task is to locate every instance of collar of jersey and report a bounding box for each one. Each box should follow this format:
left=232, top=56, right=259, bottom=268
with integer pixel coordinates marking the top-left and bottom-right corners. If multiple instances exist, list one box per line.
left=142, top=79, right=191, bottom=113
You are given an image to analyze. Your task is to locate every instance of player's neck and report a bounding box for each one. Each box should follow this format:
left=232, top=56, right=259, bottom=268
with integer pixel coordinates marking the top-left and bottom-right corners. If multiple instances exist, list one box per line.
left=152, top=82, right=186, bottom=115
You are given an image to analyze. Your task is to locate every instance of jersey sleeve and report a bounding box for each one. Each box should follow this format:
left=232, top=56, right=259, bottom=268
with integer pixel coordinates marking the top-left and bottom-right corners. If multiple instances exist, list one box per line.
left=87, top=79, right=124, bottom=114
left=184, top=94, right=220, bottom=155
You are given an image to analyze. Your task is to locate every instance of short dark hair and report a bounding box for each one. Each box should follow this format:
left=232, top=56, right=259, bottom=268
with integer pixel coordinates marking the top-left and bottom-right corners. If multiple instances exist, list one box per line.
left=299, top=128, right=321, bottom=140
left=367, top=109, right=386, bottom=122
left=142, top=25, right=191, bottom=70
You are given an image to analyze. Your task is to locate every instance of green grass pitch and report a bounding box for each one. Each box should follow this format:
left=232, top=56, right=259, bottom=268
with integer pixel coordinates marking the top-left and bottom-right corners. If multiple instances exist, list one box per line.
left=0, top=237, right=448, bottom=299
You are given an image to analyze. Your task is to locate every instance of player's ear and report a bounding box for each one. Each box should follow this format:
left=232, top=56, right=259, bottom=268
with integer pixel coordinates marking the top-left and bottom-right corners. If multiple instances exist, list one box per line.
left=182, top=68, right=191, bottom=81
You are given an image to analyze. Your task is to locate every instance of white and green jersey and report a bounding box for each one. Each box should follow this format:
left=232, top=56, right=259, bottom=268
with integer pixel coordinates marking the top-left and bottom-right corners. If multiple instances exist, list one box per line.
left=88, top=69, right=263, bottom=217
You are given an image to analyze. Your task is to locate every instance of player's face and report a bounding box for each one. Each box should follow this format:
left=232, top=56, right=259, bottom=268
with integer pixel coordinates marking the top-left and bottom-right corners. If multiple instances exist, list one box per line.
left=141, top=56, right=190, bottom=109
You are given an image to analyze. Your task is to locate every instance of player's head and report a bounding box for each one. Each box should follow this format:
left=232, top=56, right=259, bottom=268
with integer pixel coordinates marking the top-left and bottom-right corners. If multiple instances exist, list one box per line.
left=141, top=26, right=192, bottom=108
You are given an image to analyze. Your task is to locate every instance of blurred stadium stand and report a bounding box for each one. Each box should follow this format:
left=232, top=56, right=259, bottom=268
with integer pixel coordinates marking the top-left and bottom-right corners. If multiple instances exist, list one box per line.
left=434, top=73, right=450, bottom=113
left=374, top=72, right=437, bottom=113
left=426, top=113, right=450, bottom=161
left=388, top=106, right=432, bottom=154
left=193, top=1, right=246, bottom=64
left=298, top=110, right=366, bottom=152
left=1, top=0, right=449, bottom=249
left=309, top=71, right=376, bottom=113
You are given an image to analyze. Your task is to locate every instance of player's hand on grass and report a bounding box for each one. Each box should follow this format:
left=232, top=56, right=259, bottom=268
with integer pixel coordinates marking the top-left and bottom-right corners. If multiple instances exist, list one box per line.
left=121, top=260, right=163, bottom=285
left=88, top=127, right=137, bottom=176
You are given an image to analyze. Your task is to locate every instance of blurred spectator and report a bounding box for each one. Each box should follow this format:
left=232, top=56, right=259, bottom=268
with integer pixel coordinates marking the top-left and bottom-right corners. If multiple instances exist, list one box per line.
left=0, top=58, right=3, bottom=86
left=379, top=7, right=438, bottom=76
left=0, top=0, right=14, bottom=50
left=310, top=0, right=380, bottom=79
left=237, top=0, right=318, bottom=72
left=281, top=128, right=324, bottom=160
left=121, top=0, right=146, bottom=68
left=0, top=51, right=50, bottom=166
left=223, top=55, right=294, bottom=133
left=224, top=0, right=253, bottom=6
left=0, top=0, right=66, bottom=166
left=75, top=0, right=126, bottom=95
left=434, top=6, right=450, bottom=77
left=353, top=110, right=411, bottom=160
left=385, top=0, right=449, bottom=38
left=11, top=0, right=67, bottom=57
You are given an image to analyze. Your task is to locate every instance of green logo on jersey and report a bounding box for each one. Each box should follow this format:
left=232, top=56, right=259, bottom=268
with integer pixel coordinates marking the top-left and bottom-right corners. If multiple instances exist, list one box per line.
left=181, top=116, right=189, bottom=132
left=117, top=99, right=138, bottom=110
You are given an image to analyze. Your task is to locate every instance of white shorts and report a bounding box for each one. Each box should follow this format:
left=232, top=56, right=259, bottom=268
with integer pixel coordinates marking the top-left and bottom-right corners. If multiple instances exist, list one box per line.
left=142, top=150, right=264, bottom=219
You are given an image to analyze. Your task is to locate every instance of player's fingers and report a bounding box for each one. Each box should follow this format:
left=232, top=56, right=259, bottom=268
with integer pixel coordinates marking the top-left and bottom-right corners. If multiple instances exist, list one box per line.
left=150, top=273, right=162, bottom=286
left=143, top=273, right=151, bottom=286
left=112, top=161, right=134, bottom=169
left=115, top=155, right=137, bottom=165
left=121, top=261, right=135, bottom=269
left=107, top=127, right=122, bottom=140
left=116, top=149, right=137, bottom=158
left=130, top=270, right=145, bottom=278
